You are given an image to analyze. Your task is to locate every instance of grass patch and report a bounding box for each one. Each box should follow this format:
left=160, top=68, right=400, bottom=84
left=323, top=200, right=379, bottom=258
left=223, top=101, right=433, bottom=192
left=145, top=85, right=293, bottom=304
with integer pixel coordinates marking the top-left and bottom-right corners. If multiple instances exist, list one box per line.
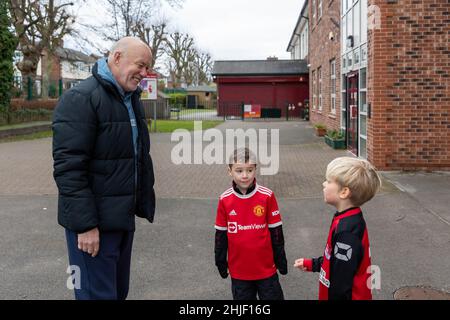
left=0, top=120, right=224, bottom=143
left=0, top=130, right=53, bottom=143
left=149, top=120, right=223, bottom=133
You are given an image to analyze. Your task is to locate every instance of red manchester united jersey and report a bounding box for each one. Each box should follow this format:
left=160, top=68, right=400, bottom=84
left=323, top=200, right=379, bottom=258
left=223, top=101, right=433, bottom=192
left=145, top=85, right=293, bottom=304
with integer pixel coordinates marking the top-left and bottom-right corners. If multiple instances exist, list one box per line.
left=214, top=184, right=282, bottom=280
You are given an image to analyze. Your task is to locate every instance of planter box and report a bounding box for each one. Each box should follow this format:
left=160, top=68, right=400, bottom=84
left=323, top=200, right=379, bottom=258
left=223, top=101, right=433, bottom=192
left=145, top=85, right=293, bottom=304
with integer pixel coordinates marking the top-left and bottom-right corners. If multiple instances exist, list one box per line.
left=315, top=127, right=326, bottom=136
left=324, top=135, right=346, bottom=149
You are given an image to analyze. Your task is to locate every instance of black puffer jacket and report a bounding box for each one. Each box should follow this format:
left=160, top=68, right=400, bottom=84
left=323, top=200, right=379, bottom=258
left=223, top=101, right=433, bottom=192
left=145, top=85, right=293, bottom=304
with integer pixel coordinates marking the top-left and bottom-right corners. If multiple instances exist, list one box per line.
left=52, top=63, right=155, bottom=232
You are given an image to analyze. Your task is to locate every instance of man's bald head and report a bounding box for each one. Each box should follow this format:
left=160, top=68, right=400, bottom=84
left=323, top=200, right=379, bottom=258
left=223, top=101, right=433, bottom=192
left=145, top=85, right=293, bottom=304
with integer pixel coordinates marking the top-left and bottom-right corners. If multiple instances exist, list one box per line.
left=107, top=37, right=153, bottom=92
left=109, top=37, right=151, bottom=59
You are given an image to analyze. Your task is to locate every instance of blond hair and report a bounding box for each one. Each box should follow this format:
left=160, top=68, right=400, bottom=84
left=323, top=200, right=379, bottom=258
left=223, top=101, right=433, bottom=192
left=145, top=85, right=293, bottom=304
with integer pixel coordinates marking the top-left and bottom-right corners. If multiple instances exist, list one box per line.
left=228, top=147, right=257, bottom=168
left=326, top=157, right=382, bottom=207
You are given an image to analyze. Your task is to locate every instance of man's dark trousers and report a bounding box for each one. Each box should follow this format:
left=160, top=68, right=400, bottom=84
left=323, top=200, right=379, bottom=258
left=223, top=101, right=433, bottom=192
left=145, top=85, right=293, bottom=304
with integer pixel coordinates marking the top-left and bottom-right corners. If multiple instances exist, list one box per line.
left=65, top=229, right=134, bottom=300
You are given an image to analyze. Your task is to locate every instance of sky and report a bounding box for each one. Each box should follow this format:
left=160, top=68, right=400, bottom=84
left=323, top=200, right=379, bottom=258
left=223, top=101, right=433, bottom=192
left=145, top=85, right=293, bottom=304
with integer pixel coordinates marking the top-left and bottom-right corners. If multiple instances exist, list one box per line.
left=68, top=0, right=305, bottom=61
left=160, top=0, right=305, bottom=60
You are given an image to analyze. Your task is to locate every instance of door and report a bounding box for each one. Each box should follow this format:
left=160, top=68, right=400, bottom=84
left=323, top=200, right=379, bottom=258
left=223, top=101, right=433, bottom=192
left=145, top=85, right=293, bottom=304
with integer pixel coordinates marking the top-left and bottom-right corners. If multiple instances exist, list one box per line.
left=346, top=73, right=359, bottom=155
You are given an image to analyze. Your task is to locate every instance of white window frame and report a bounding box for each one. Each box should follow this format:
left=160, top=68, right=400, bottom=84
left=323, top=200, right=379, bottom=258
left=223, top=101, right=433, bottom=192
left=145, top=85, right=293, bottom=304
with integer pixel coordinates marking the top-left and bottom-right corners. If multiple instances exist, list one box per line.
left=341, top=73, right=346, bottom=131
left=318, top=67, right=322, bottom=111
left=312, top=70, right=316, bottom=109
left=358, top=67, right=367, bottom=158
left=318, top=0, right=323, bottom=19
left=312, top=0, right=316, bottom=24
left=330, top=59, right=336, bottom=114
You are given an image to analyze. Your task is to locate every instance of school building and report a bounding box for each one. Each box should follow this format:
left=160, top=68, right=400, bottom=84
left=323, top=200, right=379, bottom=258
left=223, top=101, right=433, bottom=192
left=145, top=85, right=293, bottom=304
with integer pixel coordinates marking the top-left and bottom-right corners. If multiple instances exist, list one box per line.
left=288, top=0, right=449, bottom=170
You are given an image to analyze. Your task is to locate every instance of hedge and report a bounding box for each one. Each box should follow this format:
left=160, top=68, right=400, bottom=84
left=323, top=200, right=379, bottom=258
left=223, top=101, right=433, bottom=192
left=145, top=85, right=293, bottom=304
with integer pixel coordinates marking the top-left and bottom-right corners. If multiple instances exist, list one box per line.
left=10, top=99, right=58, bottom=111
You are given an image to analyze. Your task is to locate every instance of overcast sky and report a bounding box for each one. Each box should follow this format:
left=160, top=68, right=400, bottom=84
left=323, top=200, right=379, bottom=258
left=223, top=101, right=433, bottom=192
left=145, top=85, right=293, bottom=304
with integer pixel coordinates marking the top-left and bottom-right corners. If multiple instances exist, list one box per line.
left=161, top=0, right=305, bottom=60
left=68, top=0, right=305, bottom=61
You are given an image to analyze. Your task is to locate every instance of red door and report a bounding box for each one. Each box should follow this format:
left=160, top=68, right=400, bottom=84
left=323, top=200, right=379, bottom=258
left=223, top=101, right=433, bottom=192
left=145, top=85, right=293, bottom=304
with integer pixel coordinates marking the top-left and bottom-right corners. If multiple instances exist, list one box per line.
left=347, top=73, right=359, bottom=155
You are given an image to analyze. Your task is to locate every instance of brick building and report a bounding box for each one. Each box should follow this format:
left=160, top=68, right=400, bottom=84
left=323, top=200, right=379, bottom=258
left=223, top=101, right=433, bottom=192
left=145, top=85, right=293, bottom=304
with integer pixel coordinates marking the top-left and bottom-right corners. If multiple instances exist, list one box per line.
left=212, top=59, right=309, bottom=118
left=291, top=0, right=449, bottom=170
left=367, top=0, right=449, bottom=170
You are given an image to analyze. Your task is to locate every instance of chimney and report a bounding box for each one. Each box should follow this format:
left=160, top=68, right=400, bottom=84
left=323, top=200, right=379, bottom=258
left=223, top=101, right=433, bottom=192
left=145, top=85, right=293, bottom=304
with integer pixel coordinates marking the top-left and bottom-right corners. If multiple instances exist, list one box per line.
left=266, top=56, right=278, bottom=61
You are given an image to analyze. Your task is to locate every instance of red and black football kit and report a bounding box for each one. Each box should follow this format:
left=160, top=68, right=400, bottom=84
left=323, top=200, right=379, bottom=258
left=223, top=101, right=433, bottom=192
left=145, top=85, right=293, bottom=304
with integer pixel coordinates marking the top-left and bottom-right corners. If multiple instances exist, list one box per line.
left=303, top=207, right=373, bottom=300
left=214, top=180, right=287, bottom=300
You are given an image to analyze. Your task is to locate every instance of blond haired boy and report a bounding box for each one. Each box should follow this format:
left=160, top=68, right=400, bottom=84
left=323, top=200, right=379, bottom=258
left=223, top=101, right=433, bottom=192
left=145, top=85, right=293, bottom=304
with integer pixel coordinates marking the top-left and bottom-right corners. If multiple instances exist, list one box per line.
left=294, top=157, right=381, bottom=300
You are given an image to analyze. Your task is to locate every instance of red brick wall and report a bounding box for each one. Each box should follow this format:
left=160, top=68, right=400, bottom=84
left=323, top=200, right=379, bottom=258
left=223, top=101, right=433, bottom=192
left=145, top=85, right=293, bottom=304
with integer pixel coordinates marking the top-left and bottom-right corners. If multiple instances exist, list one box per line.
left=309, top=0, right=341, bottom=132
left=367, top=0, right=450, bottom=170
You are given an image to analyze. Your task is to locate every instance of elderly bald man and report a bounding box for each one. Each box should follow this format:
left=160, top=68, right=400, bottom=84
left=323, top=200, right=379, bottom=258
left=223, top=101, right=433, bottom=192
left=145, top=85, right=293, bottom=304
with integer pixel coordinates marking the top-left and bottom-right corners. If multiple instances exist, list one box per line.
left=53, top=37, right=156, bottom=300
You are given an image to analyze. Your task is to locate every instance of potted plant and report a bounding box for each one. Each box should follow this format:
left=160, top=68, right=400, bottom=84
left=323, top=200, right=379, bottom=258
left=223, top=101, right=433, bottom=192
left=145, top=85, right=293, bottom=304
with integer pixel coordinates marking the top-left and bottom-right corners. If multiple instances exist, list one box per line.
left=324, top=129, right=346, bottom=149
left=314, top=123, right=327, bottom=136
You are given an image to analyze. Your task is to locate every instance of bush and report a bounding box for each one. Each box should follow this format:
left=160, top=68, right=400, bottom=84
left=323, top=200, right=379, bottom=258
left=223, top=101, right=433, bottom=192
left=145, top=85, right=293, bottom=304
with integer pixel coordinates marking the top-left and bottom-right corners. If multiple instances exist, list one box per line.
left=314, top=123, right=326, bottom=129
left=10, top=99, right=58, bottom=111
left=168, top=93, right=186, bottom=107
left=326, top=129, right=345, bottom=140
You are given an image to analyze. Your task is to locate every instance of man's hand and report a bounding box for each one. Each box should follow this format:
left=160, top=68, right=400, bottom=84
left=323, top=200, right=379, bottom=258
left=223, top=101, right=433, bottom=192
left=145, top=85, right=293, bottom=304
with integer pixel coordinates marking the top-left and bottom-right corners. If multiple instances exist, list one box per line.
left=78, top=227, right=100, bottom=257
left=293, top=258, right=307, bottom=271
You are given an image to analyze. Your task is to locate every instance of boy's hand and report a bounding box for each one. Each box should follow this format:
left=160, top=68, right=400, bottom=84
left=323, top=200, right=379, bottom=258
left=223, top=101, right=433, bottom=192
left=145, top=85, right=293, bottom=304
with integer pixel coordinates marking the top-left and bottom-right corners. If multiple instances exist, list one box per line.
left=293, top=258, right=307, bottom=271
left=218, top=266, right=228, bottom=279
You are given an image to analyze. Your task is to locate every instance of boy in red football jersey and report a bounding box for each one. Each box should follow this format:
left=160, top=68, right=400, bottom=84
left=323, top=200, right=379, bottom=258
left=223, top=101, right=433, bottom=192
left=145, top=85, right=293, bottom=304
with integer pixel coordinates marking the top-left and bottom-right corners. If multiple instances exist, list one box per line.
left=214, top=147, right=287, bottom=300
left=294, top=157, right=381, bottom=300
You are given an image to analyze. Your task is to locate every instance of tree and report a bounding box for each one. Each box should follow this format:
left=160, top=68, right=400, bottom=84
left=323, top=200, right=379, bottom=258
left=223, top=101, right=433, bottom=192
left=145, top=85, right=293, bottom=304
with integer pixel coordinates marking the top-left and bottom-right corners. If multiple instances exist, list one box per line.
left=8, top=0, right=76, bottom=98
left=165, top=31, right=195, bottom=87
left=0, top=1, right=17, bottom=111
left=133, top=20, right=168, bottom=69
left=193, top=51, right=213, bottom=85
left=87, top=0, right=182, bottom=67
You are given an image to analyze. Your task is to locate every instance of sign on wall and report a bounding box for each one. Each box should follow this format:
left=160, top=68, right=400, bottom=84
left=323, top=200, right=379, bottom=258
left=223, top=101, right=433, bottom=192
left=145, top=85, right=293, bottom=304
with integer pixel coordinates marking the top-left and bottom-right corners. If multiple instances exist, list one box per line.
left=140, top=73, right=158, bottom=100
left=244, top=104, right=261, bottom=118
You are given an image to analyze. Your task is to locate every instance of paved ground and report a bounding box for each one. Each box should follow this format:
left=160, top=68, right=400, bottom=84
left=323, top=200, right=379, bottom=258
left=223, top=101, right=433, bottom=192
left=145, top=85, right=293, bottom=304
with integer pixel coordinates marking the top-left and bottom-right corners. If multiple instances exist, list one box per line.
left=0, top=120, right=449, bottom=300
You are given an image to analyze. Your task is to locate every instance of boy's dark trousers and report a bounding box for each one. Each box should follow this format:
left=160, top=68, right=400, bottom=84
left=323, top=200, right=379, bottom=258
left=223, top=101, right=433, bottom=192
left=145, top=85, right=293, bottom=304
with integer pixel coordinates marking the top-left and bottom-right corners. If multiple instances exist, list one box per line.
left=65, top=229, right=134, bottom=300
left=231, top=273, right=284, bottom=300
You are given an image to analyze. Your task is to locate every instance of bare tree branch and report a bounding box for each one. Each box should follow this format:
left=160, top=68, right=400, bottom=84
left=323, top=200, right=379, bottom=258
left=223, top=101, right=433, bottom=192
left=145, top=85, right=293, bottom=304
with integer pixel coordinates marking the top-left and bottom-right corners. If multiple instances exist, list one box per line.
left=8, top=0, right=78, bottom=97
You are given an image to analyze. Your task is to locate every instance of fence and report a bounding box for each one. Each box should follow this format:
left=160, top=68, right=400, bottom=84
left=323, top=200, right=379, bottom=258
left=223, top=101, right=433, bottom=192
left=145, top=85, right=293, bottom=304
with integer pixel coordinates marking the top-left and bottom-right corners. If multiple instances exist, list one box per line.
left=217, top=101, right=309, bottom=121
left=169, top=99, right=223, bottom=121
left=14, top=77, right=64, bottom=100
left=141, top=99, right=170, bottom=120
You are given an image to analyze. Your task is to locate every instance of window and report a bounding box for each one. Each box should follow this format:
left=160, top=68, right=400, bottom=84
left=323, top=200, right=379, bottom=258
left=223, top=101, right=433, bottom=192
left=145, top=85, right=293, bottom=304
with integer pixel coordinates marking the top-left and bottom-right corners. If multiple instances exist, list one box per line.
left=330, top=60, right=336, bottom=114
left=353, top=1, right=360, bottom=47
left=354, top=48, right=360, bottom=65
left=312, top=70, right=316, bottom=109
left=361, top=44, right=367, bottom=62
left=305, top=24, right=308, bottom=55
left=318, top=0, right=323, bottom=19
left=301, top=33, right=305, bottom=58
left=341, top=74, right=346, bottom=130
left=359, top=67, right=367, bottom=158
left=318, top=67, right=322, bottom=111
left=312, top=0, right=316, bottom=24
left=342, top=17, right=347, bottom=54
left=347, top=8, right=353, bottom=44
left=361, top=0, right=368, bottom=43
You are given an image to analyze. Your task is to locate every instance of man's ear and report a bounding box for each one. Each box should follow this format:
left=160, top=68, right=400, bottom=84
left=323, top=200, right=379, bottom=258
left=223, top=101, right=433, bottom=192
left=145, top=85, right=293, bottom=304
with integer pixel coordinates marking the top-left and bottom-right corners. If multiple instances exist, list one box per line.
left=339, top=186, right=352, bottom=199
left=228, top=166, right=232, bottom=177
left=113, top=51, right=122, bottom=65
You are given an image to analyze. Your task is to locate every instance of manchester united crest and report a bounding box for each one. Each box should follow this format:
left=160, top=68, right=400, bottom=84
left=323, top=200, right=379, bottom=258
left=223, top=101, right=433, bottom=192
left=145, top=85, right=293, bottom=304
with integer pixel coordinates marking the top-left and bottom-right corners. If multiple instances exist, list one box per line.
left=253, top=205, right=265, bottom=217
